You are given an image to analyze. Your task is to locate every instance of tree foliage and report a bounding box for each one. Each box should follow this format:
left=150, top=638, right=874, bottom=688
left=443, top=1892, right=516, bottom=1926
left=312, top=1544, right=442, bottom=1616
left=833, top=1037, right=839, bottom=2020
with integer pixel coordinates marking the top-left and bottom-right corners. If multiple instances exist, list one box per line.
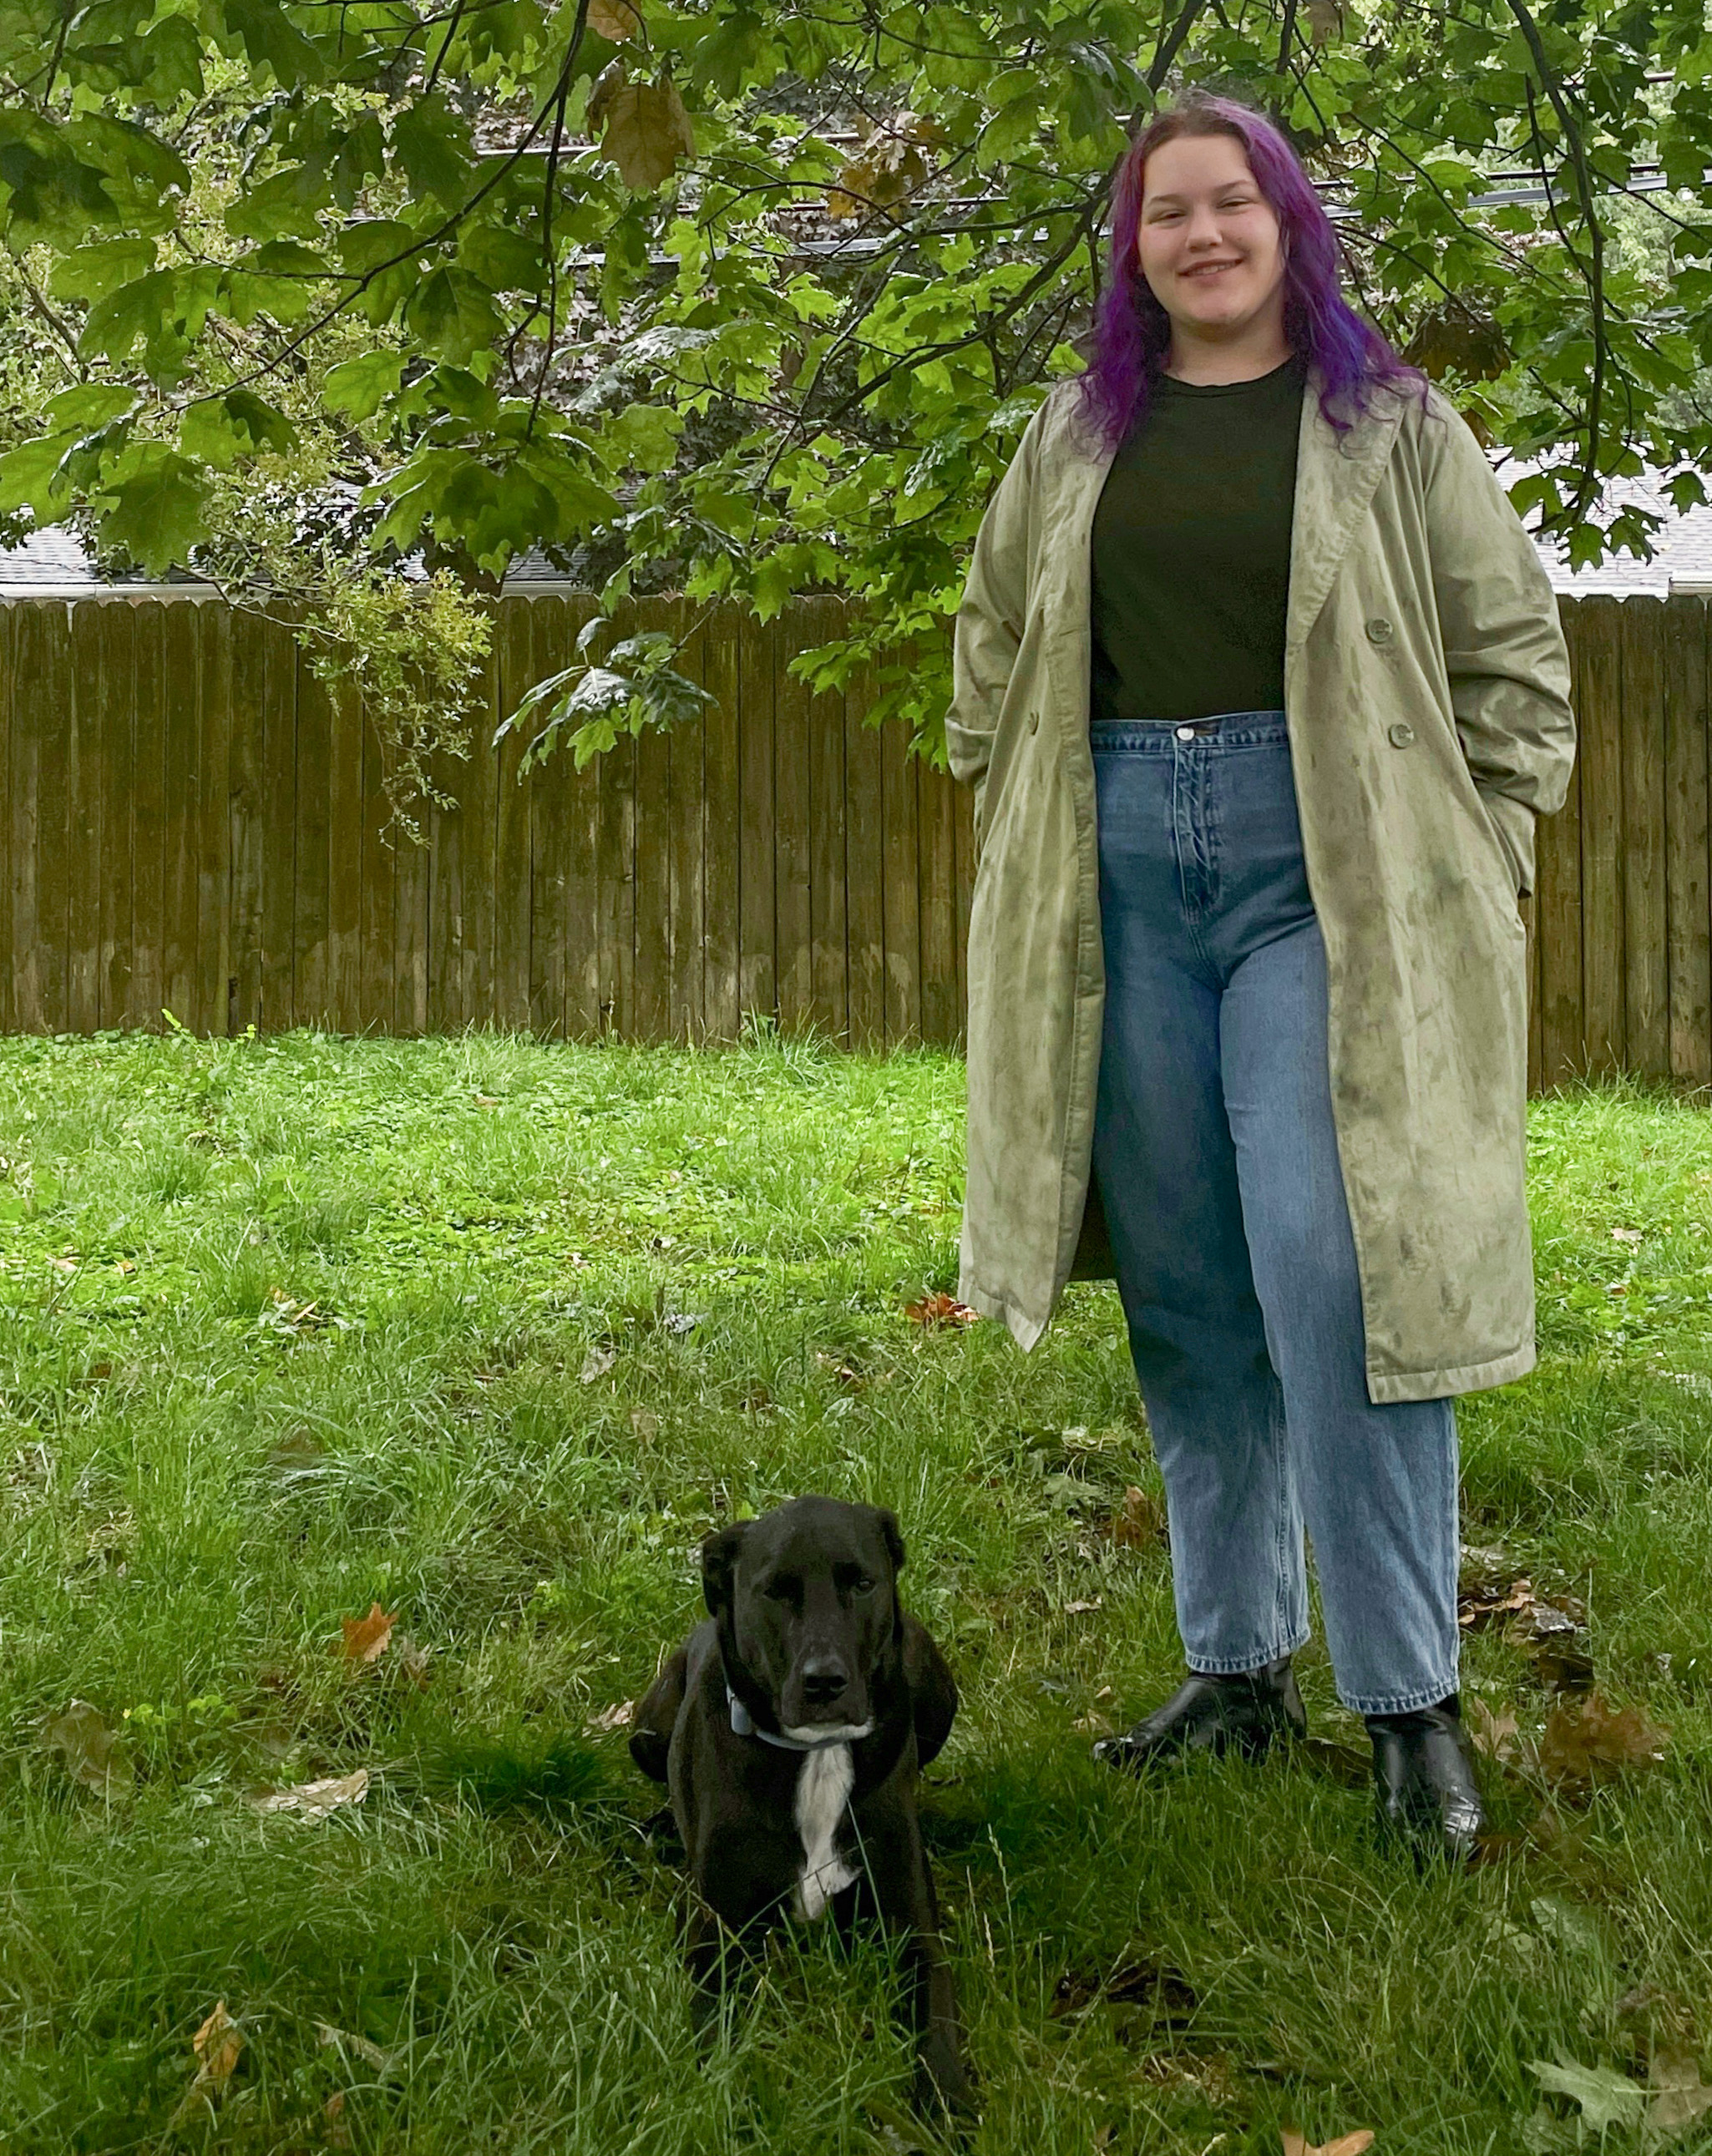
left=3, top=0, right=1710, bottom=773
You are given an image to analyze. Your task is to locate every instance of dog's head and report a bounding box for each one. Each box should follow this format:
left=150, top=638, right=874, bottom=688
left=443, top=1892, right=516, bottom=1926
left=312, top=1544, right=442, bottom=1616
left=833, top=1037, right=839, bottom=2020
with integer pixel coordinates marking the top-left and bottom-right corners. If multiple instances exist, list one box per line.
left=702, top=1496, right=906, bottom=1739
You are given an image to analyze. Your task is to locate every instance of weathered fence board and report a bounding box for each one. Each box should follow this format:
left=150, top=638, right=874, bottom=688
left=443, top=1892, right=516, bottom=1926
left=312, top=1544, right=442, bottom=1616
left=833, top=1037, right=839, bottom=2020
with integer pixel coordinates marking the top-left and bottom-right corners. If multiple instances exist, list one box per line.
left=2, top=590, right=1709, bottom=1088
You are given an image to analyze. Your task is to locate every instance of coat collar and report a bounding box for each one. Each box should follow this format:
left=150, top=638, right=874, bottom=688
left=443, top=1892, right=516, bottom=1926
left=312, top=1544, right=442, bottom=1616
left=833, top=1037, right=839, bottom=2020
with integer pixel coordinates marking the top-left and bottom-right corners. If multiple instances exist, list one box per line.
left=1043, top=358, right=1411, bottom=664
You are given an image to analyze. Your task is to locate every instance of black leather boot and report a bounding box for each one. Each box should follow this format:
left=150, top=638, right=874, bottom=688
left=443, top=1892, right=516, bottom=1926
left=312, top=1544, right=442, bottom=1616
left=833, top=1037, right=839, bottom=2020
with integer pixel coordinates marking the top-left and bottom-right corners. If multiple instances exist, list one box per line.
left=1365, top=1693, right=1486, bottom=1865
left=1092, top=1655, right=1307, bottom=1772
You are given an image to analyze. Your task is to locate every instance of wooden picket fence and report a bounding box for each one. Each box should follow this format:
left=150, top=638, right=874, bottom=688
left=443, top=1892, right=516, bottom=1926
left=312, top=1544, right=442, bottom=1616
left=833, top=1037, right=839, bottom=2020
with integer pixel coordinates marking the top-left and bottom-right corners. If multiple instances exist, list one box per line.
left=0, top=586, right=1709, bottom=1093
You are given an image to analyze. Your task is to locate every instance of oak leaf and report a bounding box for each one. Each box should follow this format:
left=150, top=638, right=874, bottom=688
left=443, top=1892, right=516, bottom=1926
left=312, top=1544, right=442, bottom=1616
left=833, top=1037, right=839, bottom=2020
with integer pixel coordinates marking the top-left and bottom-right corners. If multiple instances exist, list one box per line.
left=339, top=1602, right=398, bottom=1664
left=903, top=1291, right=976, bottom=1328
left=1538, top=1691, right=1668, bottom=1792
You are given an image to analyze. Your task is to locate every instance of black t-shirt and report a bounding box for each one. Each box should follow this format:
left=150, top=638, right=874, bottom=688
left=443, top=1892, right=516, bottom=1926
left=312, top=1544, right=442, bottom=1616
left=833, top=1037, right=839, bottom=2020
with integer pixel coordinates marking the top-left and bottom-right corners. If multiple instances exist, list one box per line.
left=1089, top=349, right=1308, bottom=724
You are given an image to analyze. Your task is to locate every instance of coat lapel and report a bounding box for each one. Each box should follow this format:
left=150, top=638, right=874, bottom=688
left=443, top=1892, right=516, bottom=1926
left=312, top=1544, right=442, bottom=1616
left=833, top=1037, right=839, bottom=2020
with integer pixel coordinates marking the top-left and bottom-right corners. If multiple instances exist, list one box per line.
left=1284, top=362, right=1409, bottom=663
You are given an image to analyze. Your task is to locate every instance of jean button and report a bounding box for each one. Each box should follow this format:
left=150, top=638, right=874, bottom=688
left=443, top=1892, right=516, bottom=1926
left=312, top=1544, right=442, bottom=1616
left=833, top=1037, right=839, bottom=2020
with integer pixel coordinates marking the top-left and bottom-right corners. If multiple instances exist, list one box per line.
left=1175, top=724, right=1194, bottom=741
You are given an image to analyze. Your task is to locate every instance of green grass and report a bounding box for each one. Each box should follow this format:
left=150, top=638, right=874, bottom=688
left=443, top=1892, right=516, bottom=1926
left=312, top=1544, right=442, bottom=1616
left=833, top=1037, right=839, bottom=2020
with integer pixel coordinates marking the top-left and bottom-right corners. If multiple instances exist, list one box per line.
left=2, top=1028, right=1710, bottom=2154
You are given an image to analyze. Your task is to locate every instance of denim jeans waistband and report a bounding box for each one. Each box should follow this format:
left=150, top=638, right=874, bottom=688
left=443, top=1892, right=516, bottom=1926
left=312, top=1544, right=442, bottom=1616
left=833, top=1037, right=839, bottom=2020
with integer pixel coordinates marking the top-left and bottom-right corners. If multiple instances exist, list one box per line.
left=1091, top=710, right=1288, bottom=750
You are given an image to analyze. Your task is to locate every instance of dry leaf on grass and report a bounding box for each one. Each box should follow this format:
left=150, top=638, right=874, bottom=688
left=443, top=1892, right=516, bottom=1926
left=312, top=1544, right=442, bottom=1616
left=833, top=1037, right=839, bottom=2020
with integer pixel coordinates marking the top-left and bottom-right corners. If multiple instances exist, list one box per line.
left=170, top=1999, right=245, bottom=2123
left=586, top=1700, right=634, bottom=1733
left=1539, top=1691, right=1668, bottom=1793
left=903, top=1291, right=977, bottom=1329
left=339, top=1603, right=397, bottom=1665
left=1466, top=1697, right=1521, bottom=1764
left=1280, top=2132, right=1374, bottom=2154
left=1650, top=2047, right=1712, bottom=2135
left=38, top=1699, right=132, bottom=1791
left=580, top=1344, right=616, bottom=1384
left=630, top=1406, right=659, bottom=1440
left=393, top=1634, right=432, bottom=1688
left=315, top=2022, right=398, bottom=2074
left=1111, top=1484, right=1168, bottom=1548
left=249, top=1768, right=370, bottom=1819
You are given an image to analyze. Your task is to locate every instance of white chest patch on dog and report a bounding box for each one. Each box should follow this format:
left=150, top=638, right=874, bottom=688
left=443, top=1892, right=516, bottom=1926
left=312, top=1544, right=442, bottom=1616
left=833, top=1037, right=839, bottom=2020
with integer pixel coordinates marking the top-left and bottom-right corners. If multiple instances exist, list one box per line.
left=792, top=1743, right=857, bottom=1921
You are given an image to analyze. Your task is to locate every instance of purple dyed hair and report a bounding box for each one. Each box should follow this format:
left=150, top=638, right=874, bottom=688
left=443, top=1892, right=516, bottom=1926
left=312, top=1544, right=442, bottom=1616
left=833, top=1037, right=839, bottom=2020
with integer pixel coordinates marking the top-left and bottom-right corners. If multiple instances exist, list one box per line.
left=1072, top=94, right=1433, bottom=451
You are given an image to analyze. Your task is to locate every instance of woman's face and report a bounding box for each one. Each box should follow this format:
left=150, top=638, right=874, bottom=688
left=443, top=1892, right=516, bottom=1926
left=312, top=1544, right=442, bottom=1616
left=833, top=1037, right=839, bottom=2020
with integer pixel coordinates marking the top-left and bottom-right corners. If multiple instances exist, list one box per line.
left=1136, top=133, right=1288, bottom=349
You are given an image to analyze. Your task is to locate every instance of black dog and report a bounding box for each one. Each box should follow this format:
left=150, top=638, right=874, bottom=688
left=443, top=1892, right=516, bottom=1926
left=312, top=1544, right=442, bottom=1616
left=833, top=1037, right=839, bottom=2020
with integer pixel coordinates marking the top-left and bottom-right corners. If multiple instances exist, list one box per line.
left=631, top=1496, right=970, bottom=2113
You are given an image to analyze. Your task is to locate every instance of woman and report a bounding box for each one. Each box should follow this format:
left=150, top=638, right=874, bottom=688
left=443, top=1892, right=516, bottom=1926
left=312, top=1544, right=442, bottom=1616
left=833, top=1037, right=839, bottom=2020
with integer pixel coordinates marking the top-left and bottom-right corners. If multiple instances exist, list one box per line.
left=946, top=93, right=1577, bottom=1865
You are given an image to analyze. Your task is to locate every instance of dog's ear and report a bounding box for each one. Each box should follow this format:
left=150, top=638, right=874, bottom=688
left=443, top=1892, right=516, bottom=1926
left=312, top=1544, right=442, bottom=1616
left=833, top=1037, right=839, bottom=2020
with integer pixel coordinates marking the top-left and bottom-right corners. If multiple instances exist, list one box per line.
left=701, top=1521, right=750, bottom=1617
left=874, top=1506, right=905, bottom=1578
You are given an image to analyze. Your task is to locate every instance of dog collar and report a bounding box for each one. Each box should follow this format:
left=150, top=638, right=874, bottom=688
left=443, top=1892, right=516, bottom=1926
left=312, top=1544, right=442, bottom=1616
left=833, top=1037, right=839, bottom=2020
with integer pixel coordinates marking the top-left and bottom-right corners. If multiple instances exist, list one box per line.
left=726, top=1687, right=864, bottom=1753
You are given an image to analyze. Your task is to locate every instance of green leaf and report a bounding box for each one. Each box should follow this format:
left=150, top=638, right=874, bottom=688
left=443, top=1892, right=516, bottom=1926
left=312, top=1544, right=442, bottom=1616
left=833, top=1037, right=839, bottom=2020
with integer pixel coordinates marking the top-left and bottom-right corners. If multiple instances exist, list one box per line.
left=406, top=266, right=503, bottom=366
left=179, top=391, right=297, bottom=470
left=0, top=433, right=79, bottom=519
left=322, top=351, right=407, bottom=422
left=220, top=0, right=326, bottom=88
left=223, top=163, right=332, bottom=242
left=48, top=236, right=155, bottom=303
left=0, top=114, right=119, bottom=247
left=456, top=222, right=547, bottom=295
left=91, top=449, right=209, bottom=575
left=43, top=384, right=137, bottom=433
left=247, top=239, right=332, bottom=276
left=77, top=267, right=174, bottom=360
left=392, top=97, right=473, bottom=207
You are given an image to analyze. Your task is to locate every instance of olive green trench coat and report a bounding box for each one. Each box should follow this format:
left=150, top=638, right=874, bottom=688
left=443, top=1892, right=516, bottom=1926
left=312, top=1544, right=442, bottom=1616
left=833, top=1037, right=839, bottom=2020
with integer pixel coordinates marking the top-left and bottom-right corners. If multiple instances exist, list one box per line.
left=946, top=364, right=1578, bottom=1403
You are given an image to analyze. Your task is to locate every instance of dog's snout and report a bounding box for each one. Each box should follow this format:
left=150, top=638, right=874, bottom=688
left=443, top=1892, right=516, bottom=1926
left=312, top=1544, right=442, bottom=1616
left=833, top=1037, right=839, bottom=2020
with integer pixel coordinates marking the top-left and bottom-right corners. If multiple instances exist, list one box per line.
left=800, top=1657, right=849, bottom=1705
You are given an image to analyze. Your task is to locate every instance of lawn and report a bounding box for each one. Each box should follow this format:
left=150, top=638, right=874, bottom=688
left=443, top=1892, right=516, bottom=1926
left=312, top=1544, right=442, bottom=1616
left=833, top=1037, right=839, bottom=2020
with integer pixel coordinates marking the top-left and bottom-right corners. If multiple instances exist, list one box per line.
left=3, top=1028, right=1711, bottom=2155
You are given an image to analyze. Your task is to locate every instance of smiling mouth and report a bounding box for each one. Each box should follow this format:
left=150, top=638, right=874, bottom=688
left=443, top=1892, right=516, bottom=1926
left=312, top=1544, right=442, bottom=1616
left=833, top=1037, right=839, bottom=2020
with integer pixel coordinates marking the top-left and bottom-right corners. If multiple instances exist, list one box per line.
left=1183, top=262, right=1239, bottom=280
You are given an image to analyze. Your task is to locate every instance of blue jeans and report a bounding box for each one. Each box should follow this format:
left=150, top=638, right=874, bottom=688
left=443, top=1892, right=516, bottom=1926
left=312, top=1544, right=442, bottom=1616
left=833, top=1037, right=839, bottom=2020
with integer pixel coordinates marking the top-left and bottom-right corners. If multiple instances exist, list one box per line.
left=1090, top=712, right=1460, bottom=1717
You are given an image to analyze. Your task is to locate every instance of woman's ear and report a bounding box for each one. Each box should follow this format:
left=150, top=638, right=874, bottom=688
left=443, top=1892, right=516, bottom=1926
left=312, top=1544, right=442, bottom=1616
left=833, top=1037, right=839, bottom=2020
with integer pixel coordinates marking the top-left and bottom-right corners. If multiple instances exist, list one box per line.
left=701, top=1521, right=750, bottom=1617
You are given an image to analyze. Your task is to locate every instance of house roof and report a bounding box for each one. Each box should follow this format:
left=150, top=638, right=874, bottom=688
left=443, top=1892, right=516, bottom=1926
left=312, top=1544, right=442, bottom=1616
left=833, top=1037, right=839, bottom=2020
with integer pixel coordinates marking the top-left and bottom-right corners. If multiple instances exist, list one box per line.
left=2, top=457, right=1709, bottom=600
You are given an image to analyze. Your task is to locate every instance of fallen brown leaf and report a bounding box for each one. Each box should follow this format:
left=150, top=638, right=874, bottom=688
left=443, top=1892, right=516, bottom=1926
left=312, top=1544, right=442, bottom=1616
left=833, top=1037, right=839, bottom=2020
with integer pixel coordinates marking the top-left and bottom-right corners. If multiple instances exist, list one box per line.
left=1466, top=1697, right=1521, bottom=1764
left=249, top=1768, right=370, bottom=1819
left=1650, top=2046, right=1712, bottom=2135
left=587, top=1700, right=634, bottom=1733
left=630, top=1406, right=659, bottom=1440
left=39, top=1699, right=132, bottom=1792
left=1539, top=1691, right=1669, bottom=1793
left=903, top=1291, right=977, bottom=1329
left=194, top=2001, right=244, bottom=2088
left=170, top=1999, right=245, bottom=2123
left=1280, top=2133, right=1375, bottom=2155
left=315, top=2022, right=396, bottom=2073
left=393, top=1634, right=432, bottom=1688
left=339, top=1603, right=397, bottom=1665
left=1112, top=1484, right=1168, bottom=1549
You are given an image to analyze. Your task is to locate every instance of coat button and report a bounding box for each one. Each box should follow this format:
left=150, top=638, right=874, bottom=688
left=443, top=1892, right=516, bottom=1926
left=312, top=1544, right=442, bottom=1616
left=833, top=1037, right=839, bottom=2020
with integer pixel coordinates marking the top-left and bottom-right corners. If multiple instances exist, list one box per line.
left=1365, top=615, right=1394, bottom=644
left=1387, top=721, right=1415, bottom=747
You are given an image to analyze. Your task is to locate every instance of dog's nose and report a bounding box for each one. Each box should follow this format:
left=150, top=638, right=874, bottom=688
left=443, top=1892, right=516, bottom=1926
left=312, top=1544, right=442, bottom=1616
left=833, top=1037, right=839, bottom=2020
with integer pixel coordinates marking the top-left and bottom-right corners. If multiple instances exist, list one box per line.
left=800, top=1657, right=849, bottom=1705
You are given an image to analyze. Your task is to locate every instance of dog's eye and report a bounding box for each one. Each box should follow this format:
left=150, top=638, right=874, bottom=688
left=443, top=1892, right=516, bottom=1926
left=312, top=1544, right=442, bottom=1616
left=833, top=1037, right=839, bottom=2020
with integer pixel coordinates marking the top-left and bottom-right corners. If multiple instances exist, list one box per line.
left=853, top=1576, right=876, bottom=1595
